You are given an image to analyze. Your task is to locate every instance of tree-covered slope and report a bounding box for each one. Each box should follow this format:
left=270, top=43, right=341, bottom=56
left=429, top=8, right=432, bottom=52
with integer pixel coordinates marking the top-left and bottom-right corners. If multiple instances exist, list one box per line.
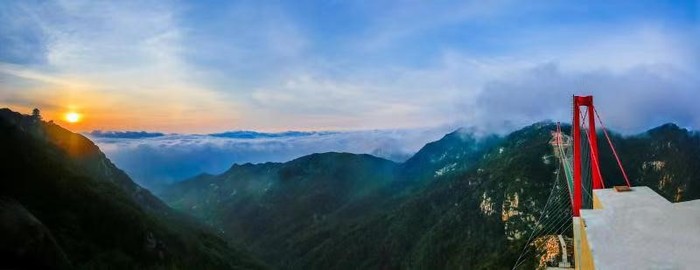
left=161, top=152, right=403, bottom=264
left=398, top=128, right=500, bottom=184
left=286, top=122, right=700, bottom=269
left=290, top=122, right=558, bottom=269
left=0, top=108, right=266, bottom=270
left=604, top=123, right=700, bottom=202
left=161, top=128, right=503, bottom=268
left=162, top=121, right=700, bottom=269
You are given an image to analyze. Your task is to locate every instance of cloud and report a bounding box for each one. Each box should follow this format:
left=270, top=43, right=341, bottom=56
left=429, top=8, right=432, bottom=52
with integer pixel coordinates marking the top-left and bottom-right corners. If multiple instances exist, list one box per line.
left=1, top=1, right=697, bottom=134
left=0, top=0, right=239, bottom=132
left=465, top=25, right=700, bottom=134
left=209, top=130, right=336, bottom=139
left=90, top=127, right=453, bottom=190
left=86, top=130, right=165, bottom=139
left=351, top=1, right=513, bottom=51
left=239, top=21, right=699, bottom=132
left=474, top=63, right=699, bottom=134
left=0, top=1, right=49, bottom=65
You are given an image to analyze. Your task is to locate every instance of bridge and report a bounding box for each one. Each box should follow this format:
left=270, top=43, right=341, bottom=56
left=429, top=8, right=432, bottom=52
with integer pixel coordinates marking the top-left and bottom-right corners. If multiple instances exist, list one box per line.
left=512, top=95, right=700, bottom=270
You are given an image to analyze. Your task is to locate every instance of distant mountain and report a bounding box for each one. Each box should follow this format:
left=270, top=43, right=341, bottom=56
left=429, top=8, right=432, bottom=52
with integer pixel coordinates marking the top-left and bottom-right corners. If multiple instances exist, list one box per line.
left=161, top=128, right=500, bottom=268
left=398, top=128, right=501, bottom=184
left=209, top=130, right=336, bottom=139
left=86, top=130, right=166, bottom=139
left=163, top=121, right=700, bottom=269
left=161, top=152, right=401, bottom=264
left=609, top=123, right=700, bottom=201
left=0, top=108, right=266, bottom=269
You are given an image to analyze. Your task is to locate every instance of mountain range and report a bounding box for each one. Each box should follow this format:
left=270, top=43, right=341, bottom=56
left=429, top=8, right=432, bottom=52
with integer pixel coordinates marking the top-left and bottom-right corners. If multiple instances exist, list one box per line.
left=161, top=121, right=700, bottom=269
left=2, top=107, right=699, bottom=269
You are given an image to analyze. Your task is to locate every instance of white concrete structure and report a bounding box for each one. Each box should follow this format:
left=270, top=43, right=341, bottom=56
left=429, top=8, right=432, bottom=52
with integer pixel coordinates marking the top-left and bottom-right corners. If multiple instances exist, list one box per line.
left=580, top=186, right=700, bottom=269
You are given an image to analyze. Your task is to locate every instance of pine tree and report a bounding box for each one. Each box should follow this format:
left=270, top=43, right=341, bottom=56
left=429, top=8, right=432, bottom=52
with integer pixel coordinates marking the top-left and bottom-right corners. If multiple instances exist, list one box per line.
left=32, top=108, right=42, bottom=122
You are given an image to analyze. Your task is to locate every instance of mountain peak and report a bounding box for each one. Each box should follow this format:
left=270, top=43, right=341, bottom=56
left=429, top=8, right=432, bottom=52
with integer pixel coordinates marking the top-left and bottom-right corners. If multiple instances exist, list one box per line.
left=649, top=123, right=685, bottom=132
left=642, top=123, right=695, bottom=140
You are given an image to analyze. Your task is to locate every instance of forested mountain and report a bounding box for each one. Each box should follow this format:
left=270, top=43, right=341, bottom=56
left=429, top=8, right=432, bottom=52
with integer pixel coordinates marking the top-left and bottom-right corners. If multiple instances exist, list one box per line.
left=397, top=128, right=501, bottom=184
left=610, top=123, right=700, bottom=202
left=160, top=128, right=498, bottom=267
left=163, top=121, right=700, bottom=269
left=4, top=105, right=698, bottom=270
left=162, top=153, right=402, bottom=264
left=0, top=109, right=266, bottom=270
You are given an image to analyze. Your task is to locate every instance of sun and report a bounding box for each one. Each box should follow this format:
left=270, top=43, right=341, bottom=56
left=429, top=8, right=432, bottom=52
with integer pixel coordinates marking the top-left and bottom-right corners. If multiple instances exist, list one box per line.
left=65, top=112, right=82, bottom=123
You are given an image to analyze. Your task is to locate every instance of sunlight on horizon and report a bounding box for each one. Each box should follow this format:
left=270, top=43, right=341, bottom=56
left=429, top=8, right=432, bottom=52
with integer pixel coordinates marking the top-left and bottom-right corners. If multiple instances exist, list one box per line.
left=65, top=112, right=81, bottom=123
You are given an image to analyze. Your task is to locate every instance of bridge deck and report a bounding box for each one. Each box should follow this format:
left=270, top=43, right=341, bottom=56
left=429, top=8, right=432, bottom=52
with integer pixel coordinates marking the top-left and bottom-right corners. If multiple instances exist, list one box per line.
left=580, top=186, right=700, bottom=269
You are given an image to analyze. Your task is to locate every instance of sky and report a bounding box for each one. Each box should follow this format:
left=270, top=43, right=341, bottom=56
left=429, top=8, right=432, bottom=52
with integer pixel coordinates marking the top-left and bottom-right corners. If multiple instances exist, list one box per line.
left=1, top=0, right=698, bottom=134
left=2, top=1, right=698, bottom=188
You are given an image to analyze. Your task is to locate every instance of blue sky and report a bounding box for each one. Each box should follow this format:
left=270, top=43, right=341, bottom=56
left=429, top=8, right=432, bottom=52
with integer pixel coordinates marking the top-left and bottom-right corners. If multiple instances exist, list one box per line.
left=0, top=0, right=698, bottom=133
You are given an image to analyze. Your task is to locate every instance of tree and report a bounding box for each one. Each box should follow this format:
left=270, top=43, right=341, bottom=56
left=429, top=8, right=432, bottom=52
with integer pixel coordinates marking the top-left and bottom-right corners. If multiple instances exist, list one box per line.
left=32, top=108, right=42, bottom=122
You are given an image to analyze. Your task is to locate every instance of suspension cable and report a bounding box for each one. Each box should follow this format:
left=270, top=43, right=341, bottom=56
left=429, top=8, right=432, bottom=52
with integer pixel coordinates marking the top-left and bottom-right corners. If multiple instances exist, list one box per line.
left=512, top=166, right=562, bottom=268
left=593, top=108, right=632, bottom=187
left=512, top=165, right=573, bottom=269
left=583, top=126, right=606, bottom=189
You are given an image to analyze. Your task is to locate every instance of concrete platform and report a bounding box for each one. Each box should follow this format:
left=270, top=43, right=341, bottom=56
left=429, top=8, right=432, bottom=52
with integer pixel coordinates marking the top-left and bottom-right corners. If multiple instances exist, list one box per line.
left=580, top=186, right=700, bottom=270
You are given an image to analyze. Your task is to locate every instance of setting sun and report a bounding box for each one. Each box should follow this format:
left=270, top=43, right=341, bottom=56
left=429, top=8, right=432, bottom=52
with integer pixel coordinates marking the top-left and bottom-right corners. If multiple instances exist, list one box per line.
left=65, top=112, right=81, bottom=123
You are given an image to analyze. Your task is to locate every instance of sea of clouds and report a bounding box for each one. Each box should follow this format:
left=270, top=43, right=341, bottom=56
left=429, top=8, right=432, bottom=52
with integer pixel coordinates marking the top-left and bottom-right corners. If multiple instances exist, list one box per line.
left=88, top=128, right=453, bottom=191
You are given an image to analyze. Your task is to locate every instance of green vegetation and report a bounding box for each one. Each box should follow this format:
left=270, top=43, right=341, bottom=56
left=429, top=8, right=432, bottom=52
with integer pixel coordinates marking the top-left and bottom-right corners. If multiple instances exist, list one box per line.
left=164, top=122, right=700, bottom=269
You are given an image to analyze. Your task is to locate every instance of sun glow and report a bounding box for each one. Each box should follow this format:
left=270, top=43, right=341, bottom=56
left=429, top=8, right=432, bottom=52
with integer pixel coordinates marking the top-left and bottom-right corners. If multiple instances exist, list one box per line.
left=65, top=112, right=82, bottom=123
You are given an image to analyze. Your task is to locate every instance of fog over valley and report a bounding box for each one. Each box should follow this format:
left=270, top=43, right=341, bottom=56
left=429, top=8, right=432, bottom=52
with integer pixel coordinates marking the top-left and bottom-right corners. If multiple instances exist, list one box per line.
left=88, top=127, right=454, bottom=189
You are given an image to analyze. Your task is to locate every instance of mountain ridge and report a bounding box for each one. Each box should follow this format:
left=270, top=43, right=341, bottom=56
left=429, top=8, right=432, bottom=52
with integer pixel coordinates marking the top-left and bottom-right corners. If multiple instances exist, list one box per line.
left=161, top=126, right=499, bottom=267
left=163, top=120, right=700, bottom=269
left=0, top=108, right=266, bottom=269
